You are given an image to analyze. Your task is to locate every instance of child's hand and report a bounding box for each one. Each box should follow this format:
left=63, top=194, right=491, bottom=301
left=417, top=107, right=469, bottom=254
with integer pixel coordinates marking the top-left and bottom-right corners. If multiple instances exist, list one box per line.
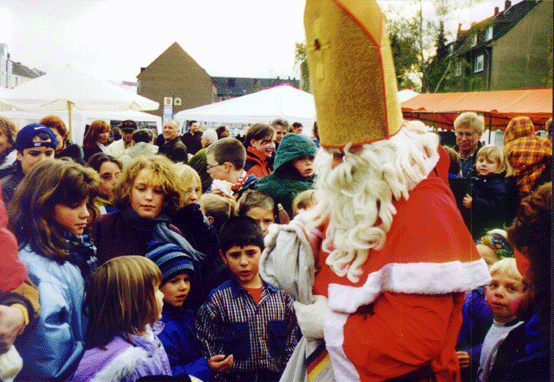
left=457, top=351, right=471, bottom=369
left=462, top=194, right=472, bottom=208
left=208, top=354, right=234, bottom=372
left=0, top=305, right=26, bottom=353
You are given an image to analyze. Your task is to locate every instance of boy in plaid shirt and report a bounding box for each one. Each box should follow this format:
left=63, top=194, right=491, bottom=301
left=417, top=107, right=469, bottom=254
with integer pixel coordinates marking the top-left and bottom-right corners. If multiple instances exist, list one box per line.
left=195, top=216, right=299, bottom=382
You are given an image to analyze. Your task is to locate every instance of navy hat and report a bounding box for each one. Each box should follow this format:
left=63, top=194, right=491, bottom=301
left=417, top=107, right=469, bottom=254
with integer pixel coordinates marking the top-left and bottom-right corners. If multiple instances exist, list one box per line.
left=146, top=241, right=194, bottom=282
left=15, top=123, right=57, bottom=152
left=120, top=120, right=137, bottom=132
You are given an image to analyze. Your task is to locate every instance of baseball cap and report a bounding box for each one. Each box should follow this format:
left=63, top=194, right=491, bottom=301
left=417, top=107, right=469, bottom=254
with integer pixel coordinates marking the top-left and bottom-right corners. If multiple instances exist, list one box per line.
left=15, top=123, right=57, bottom=152
left=120, top=120, right=137, bottom=132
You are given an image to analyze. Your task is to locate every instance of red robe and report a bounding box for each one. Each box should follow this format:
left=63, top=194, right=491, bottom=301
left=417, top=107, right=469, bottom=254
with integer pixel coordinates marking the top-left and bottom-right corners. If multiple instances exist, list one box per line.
left=312, top=173, right=490, bottom=382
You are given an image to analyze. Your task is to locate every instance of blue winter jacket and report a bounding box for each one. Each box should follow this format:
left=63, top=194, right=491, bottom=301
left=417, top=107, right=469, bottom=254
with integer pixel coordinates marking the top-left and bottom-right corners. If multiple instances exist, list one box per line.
left=15, top=245, right=87, bottom=381
left=158, top=305, right=212, bottom=381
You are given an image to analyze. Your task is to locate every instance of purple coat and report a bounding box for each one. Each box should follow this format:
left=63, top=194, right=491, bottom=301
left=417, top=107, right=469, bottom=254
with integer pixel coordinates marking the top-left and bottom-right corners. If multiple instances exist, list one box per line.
left=72, top=322, right=171, bottom=382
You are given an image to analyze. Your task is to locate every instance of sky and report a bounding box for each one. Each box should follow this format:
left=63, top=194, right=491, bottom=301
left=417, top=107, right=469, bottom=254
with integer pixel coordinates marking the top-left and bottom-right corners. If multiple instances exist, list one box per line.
left=0, top=0, right=524, bottom=84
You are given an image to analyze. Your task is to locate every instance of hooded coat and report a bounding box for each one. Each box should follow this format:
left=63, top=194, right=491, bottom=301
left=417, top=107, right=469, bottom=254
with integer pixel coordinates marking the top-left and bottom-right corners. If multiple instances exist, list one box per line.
left=255, top=134, right=317, bottom=218
left=503, top=116, right=552, bottom=196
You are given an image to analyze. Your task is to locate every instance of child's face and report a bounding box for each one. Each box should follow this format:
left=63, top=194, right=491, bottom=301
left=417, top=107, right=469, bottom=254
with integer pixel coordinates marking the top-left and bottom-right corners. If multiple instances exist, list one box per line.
left=130, top=170, right=165, bottom=218
left=221, top=244, right=262, bottom=288
left=16, top=137, right=55, bottom=174
left=476, top=155, right=499, bottom=176
left=246, top=206, right=274, bottom=236
left=485, top=273, right=524, bottom=323
left=98, top=161, right=121, bottom=198
left=292, top=156, right=315, bottom=177
left=160, top=273, right=191, bottom=308
left=53, top=196, right=90, bottom=236
left=154, top=284, right=164, bottom=321
left=183, top=178, right=201, bottom=206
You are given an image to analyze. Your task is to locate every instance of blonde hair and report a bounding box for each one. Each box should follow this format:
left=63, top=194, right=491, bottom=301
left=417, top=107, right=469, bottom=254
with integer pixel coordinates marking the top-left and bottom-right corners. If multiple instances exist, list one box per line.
left=0, top=117, right=17, bottom=148
left=8, top=159, right=100, bottom=259
left=174, top=163, right=202, bottom=198
left=292, top=189, right=316, bottom=216
left=199, top=194, right=233, bottom=232
left=476, top=145, right=514, bottom=176
left=454, top=112, right=484, bottom=135
left=111, top=155, right=185, bottom=213
left=83, top=256, right=162, bottom=350
left=489, top=258, right=522, bottom=281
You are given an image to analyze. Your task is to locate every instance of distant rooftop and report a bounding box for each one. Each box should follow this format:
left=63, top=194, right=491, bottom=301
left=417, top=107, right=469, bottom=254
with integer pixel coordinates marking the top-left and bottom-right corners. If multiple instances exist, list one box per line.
left=212, top=76, right=300, bottom=97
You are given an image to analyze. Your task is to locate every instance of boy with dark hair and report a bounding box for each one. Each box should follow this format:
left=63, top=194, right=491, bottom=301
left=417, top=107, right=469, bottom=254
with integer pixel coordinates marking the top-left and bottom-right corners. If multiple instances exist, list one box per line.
left=195, top=216, right=299, bottom=382
left=1, top=123, right=56, bottom=206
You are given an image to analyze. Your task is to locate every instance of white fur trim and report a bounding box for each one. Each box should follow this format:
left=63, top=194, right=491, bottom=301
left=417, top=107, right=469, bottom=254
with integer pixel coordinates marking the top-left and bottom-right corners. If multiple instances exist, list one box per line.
left=90, top=346, right=149, bottom=382
left=328, top=259, right=491, bottom=313
left=324, top=311, right=360, bottom=382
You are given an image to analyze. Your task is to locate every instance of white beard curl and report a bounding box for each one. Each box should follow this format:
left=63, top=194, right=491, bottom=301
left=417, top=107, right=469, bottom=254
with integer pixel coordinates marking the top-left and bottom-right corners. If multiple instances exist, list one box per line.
left=306, top=126, right=440, bottom=283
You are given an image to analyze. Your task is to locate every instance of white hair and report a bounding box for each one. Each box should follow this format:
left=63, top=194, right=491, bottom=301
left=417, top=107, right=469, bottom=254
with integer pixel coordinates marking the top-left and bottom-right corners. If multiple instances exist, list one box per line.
left=202, top=128, right=218, bottom=144
left=306, top=127, right=440, bottom=283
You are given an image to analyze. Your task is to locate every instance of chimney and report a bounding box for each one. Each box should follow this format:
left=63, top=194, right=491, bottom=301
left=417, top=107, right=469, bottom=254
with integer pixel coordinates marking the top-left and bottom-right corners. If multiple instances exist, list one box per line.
left=505, top=1, right=511, bottom=10
left=494, top=6, right=499, bottom=15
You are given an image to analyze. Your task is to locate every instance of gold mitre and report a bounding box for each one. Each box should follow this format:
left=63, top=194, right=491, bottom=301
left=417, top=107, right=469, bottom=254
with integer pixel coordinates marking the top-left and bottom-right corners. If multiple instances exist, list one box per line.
left=304, top=0, right=403, bottom=148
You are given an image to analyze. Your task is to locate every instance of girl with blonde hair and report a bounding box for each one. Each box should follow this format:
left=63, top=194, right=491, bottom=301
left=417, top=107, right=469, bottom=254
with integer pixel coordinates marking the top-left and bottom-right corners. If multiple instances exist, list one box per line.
left=7, top=159, right=100, bottom=380
left=462, top=145, right=519, bottom=239
left=93, top=155, right=203, bottom=266
left=73, top=256, right=171, bottom=381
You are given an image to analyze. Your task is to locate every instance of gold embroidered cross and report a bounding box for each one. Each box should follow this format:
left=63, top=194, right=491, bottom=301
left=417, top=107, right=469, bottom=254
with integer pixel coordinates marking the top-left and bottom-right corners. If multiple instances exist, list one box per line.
left=307, top=19, right=330, bottom=81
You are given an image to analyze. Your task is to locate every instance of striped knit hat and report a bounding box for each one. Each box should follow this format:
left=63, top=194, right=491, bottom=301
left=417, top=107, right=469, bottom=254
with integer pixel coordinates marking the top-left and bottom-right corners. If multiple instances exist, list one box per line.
left=145, top=241, right=194, bottom=283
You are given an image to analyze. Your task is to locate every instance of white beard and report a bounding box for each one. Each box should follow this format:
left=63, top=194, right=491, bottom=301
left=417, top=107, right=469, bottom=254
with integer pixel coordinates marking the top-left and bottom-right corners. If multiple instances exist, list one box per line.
left=306, top=127, right=440, bottom=283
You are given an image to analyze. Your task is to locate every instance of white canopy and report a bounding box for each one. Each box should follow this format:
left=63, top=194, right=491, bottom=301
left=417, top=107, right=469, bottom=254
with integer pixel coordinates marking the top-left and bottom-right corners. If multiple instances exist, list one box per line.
left=3, top=65, right=159, bottom=112
left=175, top=84, right=317, bottom=132
left=397, top=89, right=419, bottom=103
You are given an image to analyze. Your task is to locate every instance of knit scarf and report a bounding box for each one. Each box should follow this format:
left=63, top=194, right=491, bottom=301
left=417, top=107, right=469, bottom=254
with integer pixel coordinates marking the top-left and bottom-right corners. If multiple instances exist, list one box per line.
left=121, top=207, right=206, bottom=266
left=62, top=231, right=99, bottom=279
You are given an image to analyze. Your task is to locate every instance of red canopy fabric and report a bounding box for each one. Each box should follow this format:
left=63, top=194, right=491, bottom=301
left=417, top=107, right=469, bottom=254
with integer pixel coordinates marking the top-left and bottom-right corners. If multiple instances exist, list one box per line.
left=401, top=88, right=552, bottom=131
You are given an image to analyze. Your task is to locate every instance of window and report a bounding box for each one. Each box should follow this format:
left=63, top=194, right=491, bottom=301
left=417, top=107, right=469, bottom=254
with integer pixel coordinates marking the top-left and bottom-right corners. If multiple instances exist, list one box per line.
left=474, top=55, right=484, bottom=73
left=485, top=26, right=493, bottom=41
left=455, top=61, right=462, bottom=76
left=471, top=34, right=478, bottom=47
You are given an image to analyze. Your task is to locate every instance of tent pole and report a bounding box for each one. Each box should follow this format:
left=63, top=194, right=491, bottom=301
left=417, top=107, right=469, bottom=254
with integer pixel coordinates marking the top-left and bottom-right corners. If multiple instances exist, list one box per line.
left=487, top=114, right=491, bottom=144
left=68, top=100, right=73, bottom=142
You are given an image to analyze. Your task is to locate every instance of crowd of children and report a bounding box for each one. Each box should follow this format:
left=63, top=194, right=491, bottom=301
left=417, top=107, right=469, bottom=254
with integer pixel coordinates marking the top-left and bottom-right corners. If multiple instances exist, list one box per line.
left=0, top=113, right=550, bottom=382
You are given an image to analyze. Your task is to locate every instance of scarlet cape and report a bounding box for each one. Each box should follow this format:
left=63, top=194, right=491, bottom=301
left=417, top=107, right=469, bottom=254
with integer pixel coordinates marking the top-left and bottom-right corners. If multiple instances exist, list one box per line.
left=262, top=172, right=491, bottom=382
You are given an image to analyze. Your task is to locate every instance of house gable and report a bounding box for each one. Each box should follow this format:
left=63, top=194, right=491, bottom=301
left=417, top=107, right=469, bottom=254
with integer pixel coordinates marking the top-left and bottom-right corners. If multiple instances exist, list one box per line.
left=137, top=42, right=214, bottom=117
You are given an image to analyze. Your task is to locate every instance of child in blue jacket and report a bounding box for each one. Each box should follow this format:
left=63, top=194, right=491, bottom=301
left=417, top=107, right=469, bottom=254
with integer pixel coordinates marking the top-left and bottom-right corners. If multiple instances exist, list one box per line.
left=146, top=241, right=216, bottom=381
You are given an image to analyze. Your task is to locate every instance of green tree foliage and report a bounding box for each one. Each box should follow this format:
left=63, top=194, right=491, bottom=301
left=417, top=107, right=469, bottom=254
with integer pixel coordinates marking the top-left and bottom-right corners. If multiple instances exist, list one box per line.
left=387, top=16, right=420, bottom=88
left=421, top=20, right=449, bottom=92
left=294, top=42, right=311, bottom=92
left=383, top=0, right=484, bottom=92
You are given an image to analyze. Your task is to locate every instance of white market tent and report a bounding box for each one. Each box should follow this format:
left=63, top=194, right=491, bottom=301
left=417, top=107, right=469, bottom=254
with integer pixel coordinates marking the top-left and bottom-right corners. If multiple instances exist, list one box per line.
left=174, top=84, right=317, bottom=136
left=175, top=84, right=419, bottom=137
left=1, top=65, right=159, bottom=143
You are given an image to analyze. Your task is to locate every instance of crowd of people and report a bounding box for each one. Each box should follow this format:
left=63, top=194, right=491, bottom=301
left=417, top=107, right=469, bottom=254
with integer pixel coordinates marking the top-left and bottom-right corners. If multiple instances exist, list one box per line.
left=0, top=107, right=549, bottom=382
left=0, top=0, right=551, bottom=380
